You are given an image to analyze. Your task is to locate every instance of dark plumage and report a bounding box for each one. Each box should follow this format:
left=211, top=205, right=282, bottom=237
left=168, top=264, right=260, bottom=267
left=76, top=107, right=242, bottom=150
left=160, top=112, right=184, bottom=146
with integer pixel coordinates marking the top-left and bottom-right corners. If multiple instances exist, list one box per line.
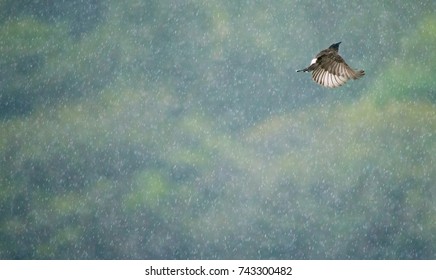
left=297, top=42, right=365, bottom=88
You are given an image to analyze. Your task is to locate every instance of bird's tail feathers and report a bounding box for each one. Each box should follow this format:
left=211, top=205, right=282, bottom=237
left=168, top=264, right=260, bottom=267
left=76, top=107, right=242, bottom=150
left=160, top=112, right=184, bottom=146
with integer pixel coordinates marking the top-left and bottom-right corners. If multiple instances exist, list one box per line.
left=352, top=69, right=365, bottom=79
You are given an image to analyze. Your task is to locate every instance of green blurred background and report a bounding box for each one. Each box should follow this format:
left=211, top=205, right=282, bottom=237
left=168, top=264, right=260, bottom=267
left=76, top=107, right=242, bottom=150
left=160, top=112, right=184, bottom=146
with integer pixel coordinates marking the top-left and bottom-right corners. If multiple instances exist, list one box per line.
left=1, top=0, right=435, bottom=259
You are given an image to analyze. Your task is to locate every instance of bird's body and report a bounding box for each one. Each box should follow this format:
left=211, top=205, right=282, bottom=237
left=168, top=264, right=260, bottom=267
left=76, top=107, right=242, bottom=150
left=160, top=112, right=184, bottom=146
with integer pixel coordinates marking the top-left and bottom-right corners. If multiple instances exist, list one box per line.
left=297, top=42, right=364, bottom=88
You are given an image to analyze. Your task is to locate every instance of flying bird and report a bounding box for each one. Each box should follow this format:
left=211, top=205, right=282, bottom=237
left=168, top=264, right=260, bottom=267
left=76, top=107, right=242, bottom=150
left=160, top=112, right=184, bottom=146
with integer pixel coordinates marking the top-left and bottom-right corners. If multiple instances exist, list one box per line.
left=296, top=42, right=364, bottom=88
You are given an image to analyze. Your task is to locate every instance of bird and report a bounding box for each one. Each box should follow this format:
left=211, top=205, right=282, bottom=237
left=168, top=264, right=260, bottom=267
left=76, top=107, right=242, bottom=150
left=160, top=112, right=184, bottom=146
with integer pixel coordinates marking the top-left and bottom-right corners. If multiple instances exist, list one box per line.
left=296, top=42, right=365, bottom=88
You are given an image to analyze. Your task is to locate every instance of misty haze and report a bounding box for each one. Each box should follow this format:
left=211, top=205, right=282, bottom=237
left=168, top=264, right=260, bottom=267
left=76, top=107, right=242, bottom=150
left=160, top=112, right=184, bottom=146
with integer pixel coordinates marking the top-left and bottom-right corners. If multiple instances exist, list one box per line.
left=1, top=0, right=435, bottom=259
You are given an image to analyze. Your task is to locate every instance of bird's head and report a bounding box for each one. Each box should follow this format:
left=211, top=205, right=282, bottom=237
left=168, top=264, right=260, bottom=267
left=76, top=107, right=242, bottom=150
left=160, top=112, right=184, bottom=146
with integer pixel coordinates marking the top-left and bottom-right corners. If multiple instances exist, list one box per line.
left=329, top=42, right=341, bottom=51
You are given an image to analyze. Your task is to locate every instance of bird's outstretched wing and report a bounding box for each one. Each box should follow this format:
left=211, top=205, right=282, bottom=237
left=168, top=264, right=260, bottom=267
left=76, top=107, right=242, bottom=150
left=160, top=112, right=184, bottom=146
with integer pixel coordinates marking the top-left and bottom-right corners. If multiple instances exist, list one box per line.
left=312, top=54, right=364, bottom=88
